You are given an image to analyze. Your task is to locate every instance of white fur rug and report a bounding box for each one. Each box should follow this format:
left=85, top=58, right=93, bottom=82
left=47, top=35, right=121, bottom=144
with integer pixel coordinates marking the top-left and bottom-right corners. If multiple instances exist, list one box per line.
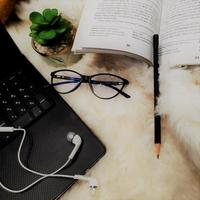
left=5, top=0, right=200, bottom=199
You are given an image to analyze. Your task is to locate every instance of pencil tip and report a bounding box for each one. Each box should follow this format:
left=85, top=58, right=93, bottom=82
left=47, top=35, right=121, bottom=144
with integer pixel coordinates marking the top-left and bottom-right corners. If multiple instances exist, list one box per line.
left=154, top=144, right=161, bottom=159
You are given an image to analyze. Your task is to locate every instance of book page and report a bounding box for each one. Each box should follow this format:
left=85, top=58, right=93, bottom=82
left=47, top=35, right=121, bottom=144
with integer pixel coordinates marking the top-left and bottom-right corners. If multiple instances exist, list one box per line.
left=72, top=0, right=162, bottom=64
left=160, top=0, right=200, bottom=67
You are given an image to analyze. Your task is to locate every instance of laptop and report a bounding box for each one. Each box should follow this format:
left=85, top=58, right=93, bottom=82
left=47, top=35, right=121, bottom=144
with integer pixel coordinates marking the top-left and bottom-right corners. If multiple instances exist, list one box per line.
left=0, top=23, right=106, bottom=200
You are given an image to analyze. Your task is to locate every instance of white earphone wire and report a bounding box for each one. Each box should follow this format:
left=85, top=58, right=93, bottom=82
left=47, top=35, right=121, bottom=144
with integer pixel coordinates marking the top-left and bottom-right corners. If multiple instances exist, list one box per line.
left=0, top=128, right=97, bottom=193
left=17, top=128, right=74, bottom=176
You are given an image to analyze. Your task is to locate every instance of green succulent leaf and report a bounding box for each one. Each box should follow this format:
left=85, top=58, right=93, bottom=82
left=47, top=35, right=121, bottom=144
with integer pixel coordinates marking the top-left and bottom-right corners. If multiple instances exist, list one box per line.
left=30, top=23, right=41, bottom=31
left=55, top=27, right=66, bottom=34
left=51, top=9, right=58, bottom=16
left=55, top=21, right=67, bottom=33
left=30, top=8, right=73, bottom=45
left=43, top=8, right=58, bottom=23
left=50, top=15, right=61, bottom=26
left=31, top=30, right=38, bottom=34
left=29, top=12, right=46, bottom=25
left=34, top=36, right=47, bottom=45
left=29, top=29, right=39, bottom=38
left=57, top=19, right=72, bottom=33
left=39, top=30, right=57, bottom=40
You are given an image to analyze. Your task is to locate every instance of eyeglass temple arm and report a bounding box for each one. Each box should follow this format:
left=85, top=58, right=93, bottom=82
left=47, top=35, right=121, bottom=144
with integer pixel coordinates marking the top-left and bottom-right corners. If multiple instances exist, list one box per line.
left=103, top=83, right=130, bottom=98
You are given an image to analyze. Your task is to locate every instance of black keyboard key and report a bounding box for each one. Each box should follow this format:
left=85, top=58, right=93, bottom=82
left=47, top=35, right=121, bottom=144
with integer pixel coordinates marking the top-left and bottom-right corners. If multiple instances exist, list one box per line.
left=26, top=100, right=36, bottom=108
left=8, top=75, right=16, bottom=81
left=10, top=77, right=20, bottom=87
left=18, top=88, right=25, bottom=93
left=23, top=94, right=30, bottom=99
left=0, top=70, right=54, bottom=130
left=20, top=108, right=27, bottom=113
left=0, top=91, right=3, bottom=99
left=27, top=83, right=36, bottom=91
left=13, top=112, right=34, bottom=127
left=9, top=94, right=17, bottom=99
left=40, top=99, right=52, bottom=111
left=0, top=115, right=6, bottom=126
left=1, top=106, right=14, bottom=114
left=20, top=74, right=40, bottom=91
left=0, top=135, right=11, bottom=148
left=0, top=81, right=6, bottom=88
left=31, top=106, right=42, bottom=118
left=0, top=120, right=5, bottom=126
left=0, top=100, right=8, bottom=105
left=34, top=92, right=47, bottom=104
left=20, top=93, right=36, bottom=108
left=6, top=107, right=12, bottom=112
left=6, top=113, right=18, bottom=123
left=15, top=105, right=27, bottom=116
left=4, top=107, right=13, bottom=113
left=14, top=100, right=22, bottom=106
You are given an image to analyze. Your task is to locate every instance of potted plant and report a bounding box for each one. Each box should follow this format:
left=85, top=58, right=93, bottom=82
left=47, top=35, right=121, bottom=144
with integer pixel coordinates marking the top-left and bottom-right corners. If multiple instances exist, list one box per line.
left=29, top=8, right=81, bottom=66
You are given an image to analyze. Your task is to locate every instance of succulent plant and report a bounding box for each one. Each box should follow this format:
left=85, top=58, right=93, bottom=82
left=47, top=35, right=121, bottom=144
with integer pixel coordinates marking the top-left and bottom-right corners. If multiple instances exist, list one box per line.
left=29, top=8, right=73, bottom=46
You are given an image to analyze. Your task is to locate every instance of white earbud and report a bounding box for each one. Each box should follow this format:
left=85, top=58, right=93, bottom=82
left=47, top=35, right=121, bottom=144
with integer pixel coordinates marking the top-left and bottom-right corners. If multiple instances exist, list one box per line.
left=67, top=132, right=82, bottom=160
left=74, top=175, right=98, bottom=188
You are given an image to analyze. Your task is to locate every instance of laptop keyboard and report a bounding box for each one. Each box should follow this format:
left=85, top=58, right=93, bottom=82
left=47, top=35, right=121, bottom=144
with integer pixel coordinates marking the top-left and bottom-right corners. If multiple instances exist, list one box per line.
left=0, top=70, right=54, bottom=147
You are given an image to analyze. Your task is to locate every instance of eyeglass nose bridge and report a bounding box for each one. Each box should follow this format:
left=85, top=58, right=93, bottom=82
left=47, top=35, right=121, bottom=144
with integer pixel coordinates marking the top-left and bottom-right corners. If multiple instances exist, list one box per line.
left=81, top=75, right=90, bottom=83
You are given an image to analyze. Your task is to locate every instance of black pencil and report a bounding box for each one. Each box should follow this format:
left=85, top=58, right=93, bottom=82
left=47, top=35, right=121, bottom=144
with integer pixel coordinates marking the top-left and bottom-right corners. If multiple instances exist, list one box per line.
left=153, top=34, right=161, bottom=159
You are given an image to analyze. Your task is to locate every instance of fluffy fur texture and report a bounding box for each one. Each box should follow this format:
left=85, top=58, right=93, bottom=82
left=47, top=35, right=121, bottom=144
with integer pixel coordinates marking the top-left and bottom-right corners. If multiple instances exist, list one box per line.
left=6, top=0, right=200, bottom=199
left=160, top=66, right=200, bottom=170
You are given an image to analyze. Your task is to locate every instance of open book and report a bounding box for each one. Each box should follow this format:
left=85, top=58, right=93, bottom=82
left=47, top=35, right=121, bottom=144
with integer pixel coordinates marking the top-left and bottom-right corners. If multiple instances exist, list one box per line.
left=72, top=0, right=200, bottom=67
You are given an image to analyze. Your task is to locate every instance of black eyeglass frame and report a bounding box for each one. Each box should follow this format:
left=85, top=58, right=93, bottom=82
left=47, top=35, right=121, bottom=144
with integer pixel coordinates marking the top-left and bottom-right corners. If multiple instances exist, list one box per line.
left=51, top=69, right=130, bottom=99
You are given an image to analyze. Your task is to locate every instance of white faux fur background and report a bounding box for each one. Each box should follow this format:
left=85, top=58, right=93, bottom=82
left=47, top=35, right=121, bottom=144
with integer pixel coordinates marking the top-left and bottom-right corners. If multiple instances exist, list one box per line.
left=160, top=66, right=200, bottom=170
left=5, top=0, right=200, bottom=199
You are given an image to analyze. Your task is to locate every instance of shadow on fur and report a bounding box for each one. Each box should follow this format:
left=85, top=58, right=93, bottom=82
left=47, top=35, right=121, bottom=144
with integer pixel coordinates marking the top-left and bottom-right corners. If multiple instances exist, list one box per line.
left=91, top=53, right=145, bottom=71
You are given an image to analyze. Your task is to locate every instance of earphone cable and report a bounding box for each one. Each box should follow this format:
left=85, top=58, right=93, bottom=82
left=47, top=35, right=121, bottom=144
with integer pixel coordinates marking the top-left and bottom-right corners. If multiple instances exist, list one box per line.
left=16, top=128, right=74, bottom=177
left=0, top=128, right=76, bottom=193
left=0, top=128, right=98, bottom=193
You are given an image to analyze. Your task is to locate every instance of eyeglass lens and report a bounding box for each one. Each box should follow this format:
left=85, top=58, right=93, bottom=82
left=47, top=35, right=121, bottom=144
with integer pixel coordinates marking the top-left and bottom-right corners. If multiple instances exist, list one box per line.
left=52, top=70, right=82, bottom=93
left=90, top=74, right=124, bottom=99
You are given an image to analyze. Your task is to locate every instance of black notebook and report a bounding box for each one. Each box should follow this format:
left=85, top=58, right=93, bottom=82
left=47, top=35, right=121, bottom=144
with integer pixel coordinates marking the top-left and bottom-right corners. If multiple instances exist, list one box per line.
left=0, top=23, right=106, bottom=200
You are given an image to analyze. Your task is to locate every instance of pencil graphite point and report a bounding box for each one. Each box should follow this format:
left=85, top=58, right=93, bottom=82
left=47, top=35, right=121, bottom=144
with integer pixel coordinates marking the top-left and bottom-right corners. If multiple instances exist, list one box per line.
left=154, top=143, right=161, bottom=159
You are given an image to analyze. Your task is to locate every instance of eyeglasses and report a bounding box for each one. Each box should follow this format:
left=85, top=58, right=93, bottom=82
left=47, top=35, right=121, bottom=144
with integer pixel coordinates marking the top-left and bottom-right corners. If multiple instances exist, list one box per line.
left=50, top=70, right=131, bottom=99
